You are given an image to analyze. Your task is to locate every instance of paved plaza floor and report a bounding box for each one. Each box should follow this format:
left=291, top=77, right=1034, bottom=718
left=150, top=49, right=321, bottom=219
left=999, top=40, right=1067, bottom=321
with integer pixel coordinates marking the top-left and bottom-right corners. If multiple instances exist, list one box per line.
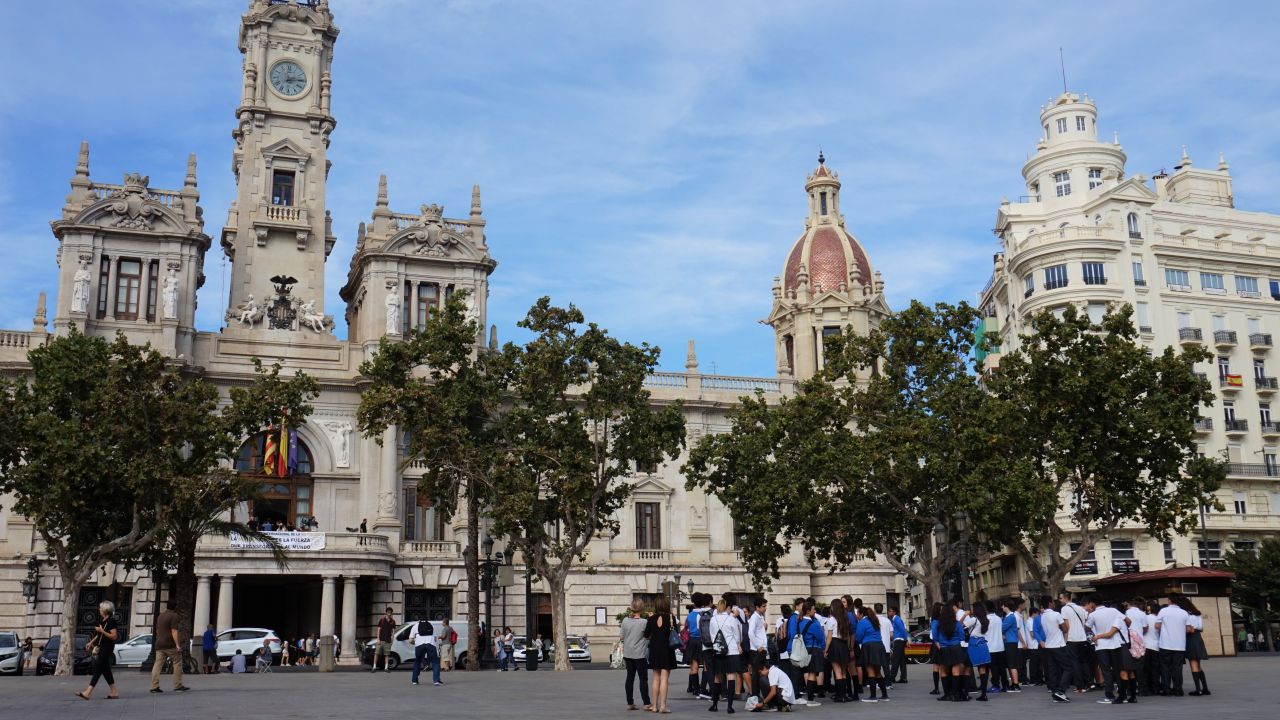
left=4, top=656, right=1276, bottom=719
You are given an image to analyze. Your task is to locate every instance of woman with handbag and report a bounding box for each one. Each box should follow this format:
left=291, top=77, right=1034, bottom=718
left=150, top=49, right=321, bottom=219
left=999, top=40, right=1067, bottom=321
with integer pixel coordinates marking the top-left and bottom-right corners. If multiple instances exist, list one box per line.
left=645, top=595, right=677, bottom=713
left=76, top=601, right=120, bottom=700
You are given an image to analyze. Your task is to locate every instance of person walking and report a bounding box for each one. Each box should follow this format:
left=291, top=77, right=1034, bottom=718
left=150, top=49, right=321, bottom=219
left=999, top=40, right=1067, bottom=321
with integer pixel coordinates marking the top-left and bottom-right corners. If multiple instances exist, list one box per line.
left=1058, top=591, right=1091, bottom=694
left=439, top=619, right=456, bottom=671
left=201, top=624, right=218, bottom=674
left=645, top=595, right=677, bottom=713
left=888, top=606, right=909, bottom=684
left=76, top=601, right=120, bottom=700
left=620, top=599, right=653, bottom=711
left=1155, top=593, right=1190, bottom=696
left=149, top=599, right=189, bottom=694
left=372, top=607, right=396, bottom=672
left=492, top=629, right=506, bottom=671
left=707, top=596, right=745, bottom=713
left=1039, top=595, right=1071, bottom=703
left=1083, top=596, right=1126, bottom=704
left=409, top=619, right=442, bottom=686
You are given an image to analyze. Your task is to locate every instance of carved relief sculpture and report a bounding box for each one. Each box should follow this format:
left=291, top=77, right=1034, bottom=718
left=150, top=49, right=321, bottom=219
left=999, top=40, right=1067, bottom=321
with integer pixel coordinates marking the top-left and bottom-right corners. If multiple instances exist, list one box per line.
left=106, top=173, right=160, bottom=230
left=321, top=420, right=353, bottom=467
left=71, top=256, right=92, bottom=313
left=296, top=298, right=334, bottom=333
left=378, top=490, right=398, bottom=518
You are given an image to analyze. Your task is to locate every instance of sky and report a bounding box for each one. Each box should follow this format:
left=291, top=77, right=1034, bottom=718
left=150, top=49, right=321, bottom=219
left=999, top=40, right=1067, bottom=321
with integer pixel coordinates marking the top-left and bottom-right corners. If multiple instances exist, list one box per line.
left=2, top=0, right=1280, bottom=377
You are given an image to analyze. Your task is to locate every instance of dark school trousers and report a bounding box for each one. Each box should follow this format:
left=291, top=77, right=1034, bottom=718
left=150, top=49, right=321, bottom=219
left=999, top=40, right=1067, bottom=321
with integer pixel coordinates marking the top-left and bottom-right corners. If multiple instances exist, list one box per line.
left=1044, top=646, right=1072, bottom=695
left=624, top=657, right=651, bottom=706
left=1158, top=649, right=1184, bottom=694
left=890, top=638, right=907, bottom=681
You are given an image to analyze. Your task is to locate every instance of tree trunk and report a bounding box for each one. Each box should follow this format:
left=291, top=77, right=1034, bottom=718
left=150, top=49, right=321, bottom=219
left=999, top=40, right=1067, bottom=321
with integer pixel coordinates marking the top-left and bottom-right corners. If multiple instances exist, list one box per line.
left=174, top=542, right=198, bottom=640
left=56, top=574, right=84, bottom=677
left=464, top=485, right=481, bottom=671
left=548, top=572, right=571, bottom=671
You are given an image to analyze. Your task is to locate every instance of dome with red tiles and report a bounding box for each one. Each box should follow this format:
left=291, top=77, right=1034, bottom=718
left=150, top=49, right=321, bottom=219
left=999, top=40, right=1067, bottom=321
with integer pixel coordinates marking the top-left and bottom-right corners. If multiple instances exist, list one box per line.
left=780, top=155, right=874, bottom=297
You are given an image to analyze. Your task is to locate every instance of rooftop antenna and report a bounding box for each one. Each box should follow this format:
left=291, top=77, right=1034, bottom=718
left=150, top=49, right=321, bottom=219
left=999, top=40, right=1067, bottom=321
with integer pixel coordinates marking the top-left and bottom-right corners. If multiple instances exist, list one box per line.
left=1059, top=47, right=1068, bottom=93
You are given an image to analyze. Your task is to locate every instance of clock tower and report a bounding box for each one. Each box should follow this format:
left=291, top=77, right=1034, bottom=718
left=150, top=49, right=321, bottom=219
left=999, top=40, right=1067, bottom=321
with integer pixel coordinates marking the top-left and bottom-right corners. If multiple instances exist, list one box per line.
left=222, top=0, right=339, bottom=331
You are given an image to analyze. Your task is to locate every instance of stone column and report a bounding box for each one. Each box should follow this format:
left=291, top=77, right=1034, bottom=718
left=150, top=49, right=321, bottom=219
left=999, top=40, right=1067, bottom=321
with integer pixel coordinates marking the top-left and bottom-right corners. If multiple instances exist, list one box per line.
left=318, top=576, right=337, bottom=672
left=375, top=425, right=400, bottom=533
left=341, top=576, right=358, bottom=660
left=192, top=575, right=212, bottom=667
left=216, top=575, right=235, bottom=632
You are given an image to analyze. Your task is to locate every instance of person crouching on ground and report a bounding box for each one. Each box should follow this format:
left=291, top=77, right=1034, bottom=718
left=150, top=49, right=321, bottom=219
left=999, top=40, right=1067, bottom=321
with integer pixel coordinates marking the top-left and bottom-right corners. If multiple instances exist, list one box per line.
left=752, top=658, right=796, bottom=712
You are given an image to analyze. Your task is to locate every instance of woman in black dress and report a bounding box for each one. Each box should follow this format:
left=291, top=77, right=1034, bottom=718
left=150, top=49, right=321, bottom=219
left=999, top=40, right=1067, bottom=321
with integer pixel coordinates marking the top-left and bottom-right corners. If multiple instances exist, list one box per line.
left=76, top=600, right=120, bottom=700
left=645, top=594, right=677, bottom=713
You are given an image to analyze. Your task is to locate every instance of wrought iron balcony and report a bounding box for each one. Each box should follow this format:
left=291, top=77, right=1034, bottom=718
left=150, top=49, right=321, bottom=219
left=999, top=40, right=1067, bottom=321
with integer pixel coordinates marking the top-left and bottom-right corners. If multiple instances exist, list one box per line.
left=1225, top=419, right=1250, bottom=433
left=1193, top=418, right=1213, bottom=432
left=1262, top=421, right=1280, bottom=435
left=1214, top=330, right=1238, bottom=346
left=1178, top=327, right=1204, bottom=343
left=1250, top=333, right=1273, bottom=349
left=1226, top=462, right=1280, bottom=477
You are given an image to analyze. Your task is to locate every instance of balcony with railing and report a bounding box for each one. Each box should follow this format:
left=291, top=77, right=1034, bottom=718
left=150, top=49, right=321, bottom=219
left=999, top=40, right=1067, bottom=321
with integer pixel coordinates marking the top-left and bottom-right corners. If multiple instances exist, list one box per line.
left=1224, top=419, right=1250, bottom=434
left=1226, top=462, right=1280, bottom=477
left=1250, top=333, right=1273, bottom=350
left=1257, top=376, right=1278, bottom=394
left=1214, top=330, right=1238, bottom=347
left=399, top=540, right=462, bottom=559
left=1178, top=327, right=1204, bottom=345
left=1193, top=417, right=1213, bottom=433
left=1262, top=421, right=1280, bottom=436
left=199, top=531, right=393, bottom=559
left=1219, top=374, right=1244, bottom=392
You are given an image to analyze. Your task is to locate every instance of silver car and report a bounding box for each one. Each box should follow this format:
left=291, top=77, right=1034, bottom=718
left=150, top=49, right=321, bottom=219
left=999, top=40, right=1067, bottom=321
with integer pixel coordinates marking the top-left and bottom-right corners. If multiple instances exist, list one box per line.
left=113, top=633, right=152, bottom=667
left=0, top=632, right=23, bottom=675
left=214, top=627, right=282, bottom=664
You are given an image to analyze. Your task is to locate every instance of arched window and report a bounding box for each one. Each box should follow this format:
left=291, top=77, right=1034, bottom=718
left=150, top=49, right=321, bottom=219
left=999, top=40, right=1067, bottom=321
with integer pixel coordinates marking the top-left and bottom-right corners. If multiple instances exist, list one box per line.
left=1127, top=212, right=1141, bottom=238
left=1094, top=214, right=1102, bottom=226
left=235, top=432, right=314, bottom=529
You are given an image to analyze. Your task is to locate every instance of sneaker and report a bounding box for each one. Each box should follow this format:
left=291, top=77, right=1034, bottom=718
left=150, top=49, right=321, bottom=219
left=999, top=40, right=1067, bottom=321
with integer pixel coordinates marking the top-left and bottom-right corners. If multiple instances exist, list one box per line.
left=434, top=681, right=443, bottom=686
left=1126, top=697, right=1138, bottom=704
left=988, top=687, right=1002, bottom=693
left=150, top=688, right=163, bottom=694
left=803, top=700, right=820, bottom=707
left=1052, top=692, right=1070, bottom=703
left=1097, top=698, right=1113, bottom=704
left=1008, top=686, right=1022, bottom=693
left=698, top=694, right=712, bottom=700
left=411, top=681, right=419, bottom=685
left=790, top=698, right=806, bottom=706
left=174, top=686, right=190, bottom=692
left=859, top=697, right=877, bottom=703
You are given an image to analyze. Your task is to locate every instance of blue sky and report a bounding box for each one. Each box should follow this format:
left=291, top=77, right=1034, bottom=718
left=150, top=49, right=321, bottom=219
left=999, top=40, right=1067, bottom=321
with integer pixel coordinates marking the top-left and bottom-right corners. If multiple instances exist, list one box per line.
left=3, top=1, right=1279, bottom=377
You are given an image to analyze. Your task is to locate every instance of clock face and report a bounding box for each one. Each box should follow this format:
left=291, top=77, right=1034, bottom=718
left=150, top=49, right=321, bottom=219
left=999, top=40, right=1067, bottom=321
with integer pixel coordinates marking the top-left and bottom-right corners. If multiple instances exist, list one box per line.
left=270, top=61, right=307, bottom=97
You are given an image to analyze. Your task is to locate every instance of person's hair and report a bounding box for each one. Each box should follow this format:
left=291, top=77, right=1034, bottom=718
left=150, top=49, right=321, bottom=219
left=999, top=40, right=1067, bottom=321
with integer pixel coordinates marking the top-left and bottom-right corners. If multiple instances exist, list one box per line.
left=715, top=598, right=729, bottom=613
left=1028, top=606, right=1040, bottom=616
left=442, top=619, right=450, bottom=626
left=805, top=596, right=816, bottom=607
left=722, top=592, right=737, bottom=608
left=985, top=599, right=998, bottom=614
left=1086, top=594, right=1103, bottom=606
left=631, top=598, right=646, bottom=614
left=1131, top=596, right=1146, bottom=607
left=937, top=609, right=958, bottom=638
left=98, top=600, right=115, bottom=615
left=780, top=604, right=792, bottom=619
left=1003, top=598, right=1019, bottom=611
left=802, top=599, right=816, bottom=615
left=754, top=597, right=768, bottom=610
left=873, top=602, right=884, bottom=614
left=385, top=606, right=394, bottom=614
left=1039, top=595, right=1054, bottom=610
left=863, top=603, right=880, bottom=629
left=841, top=595, right=854, bottom=614
left=759, top=658, right=773, bottom=670
left=929, top=602, right=943, bottom=621
left=1167, top=592, right=1184, bottom=605
left=793, top=597, right=805, bottom=608
left=1176, top=596, right=1201, bottom=615
left=832, top=598, right=852, bottom=639
left=655, top=594, right=671, bottom=615
left=236, top=649, right=243, bottom=654
left=972, top=602, right=989, bottom=634
left=1146, top=600, right=1160, bottom=615
left=1059, top=590, right=1072, bottom=601
left=888, top=606, right=899, bottom=614
left=853, top=597, right=864, bottom=610
left=166, top=598, right=178, bottom=610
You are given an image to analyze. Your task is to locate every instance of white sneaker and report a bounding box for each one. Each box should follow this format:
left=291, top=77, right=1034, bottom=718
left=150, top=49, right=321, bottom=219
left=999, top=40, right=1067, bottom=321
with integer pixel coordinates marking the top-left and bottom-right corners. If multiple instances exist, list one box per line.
left=1097, top=698, right=1114, bottom=704
left=791, top=698, right=806, bottom=706
left=804, top=700, right=821, bottom=707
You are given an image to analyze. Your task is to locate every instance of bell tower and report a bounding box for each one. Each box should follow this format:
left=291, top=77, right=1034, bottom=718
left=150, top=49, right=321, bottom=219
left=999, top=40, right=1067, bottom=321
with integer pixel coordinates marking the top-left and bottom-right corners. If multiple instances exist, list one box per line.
left=221, top=0, right=339, bottom=331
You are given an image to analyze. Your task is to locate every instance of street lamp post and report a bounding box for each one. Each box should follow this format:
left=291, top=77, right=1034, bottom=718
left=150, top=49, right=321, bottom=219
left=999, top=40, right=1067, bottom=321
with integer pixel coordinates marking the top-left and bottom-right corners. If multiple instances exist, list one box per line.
left=21, top=558, right=39, bottom=603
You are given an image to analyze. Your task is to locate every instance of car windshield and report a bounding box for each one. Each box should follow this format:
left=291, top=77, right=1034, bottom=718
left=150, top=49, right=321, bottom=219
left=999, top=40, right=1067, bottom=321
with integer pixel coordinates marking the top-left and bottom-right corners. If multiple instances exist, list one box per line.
left=0, top=634, right=16, bottom=648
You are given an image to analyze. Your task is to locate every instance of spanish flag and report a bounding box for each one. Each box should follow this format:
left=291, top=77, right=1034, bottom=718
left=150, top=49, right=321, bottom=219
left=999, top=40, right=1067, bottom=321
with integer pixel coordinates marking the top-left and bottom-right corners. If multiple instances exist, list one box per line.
left=263, top=424, right=279, bottom=476
left=278, top=415, right=290, bottom=478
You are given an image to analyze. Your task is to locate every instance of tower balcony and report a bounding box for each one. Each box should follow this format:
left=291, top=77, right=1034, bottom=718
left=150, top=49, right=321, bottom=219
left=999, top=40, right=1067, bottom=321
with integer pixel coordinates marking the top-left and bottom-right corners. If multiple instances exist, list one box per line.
left=1214, top=330, right=1238, bottom=347
left=1178, top=327, right=1204, bottom=347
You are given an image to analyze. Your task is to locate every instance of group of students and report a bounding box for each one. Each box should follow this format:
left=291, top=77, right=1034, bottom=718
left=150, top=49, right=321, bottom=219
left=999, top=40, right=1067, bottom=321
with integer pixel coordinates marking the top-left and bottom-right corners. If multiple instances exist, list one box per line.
left=620, top=591, right=911, bottom=713
left=928, top=590, right=1213, bottom=704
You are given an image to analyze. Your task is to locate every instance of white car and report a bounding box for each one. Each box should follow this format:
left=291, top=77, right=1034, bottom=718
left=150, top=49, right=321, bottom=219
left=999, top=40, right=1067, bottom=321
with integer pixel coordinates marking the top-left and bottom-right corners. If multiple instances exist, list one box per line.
left=0, top=632, right=23, bottom=675
left=112, top=633, right=152, bottom=667
left=362, top=621, right=470, bottom=670
left=511, top=635, right=546, bottom=664
left=558, top=635, right=592, bottom=663
left=215, top=627, right=282, bottom=664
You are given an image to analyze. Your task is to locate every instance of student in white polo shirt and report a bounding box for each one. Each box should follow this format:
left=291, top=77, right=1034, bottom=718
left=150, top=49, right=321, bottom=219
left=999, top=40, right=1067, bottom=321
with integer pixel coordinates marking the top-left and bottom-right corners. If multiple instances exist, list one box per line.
left=1057, top=591, right=1091, bottom=693
left=1154, top=593, right=1190, bottom=696
left=1083, top=597, right=1125, bottom=704
left=1038, top=596, right=1072, bottom=703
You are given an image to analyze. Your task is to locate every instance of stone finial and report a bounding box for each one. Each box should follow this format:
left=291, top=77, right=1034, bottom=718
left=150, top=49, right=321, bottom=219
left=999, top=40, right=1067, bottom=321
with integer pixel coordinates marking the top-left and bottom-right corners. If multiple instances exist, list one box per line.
left=1179, top=145, right=1192, bottom=168
left=75, top=140, right=90, bottom=178
left=376, top=174, right=389, bottom=208
left=356, top=221, right=366, bottom=250
left=1113, top=130, right=1120, bottom=146
left=185, top=153, right=198, bottom=188
left=1218, top=151, right=1229, bottom=172
left=471, top=184, right=482, bottom=216
left=685, top=339, right=699, bottom=373
left=33, top=291, right=47, bottom=331
left=873, top=270, right=885, bottom=294
left=771, top=276, right=782, bottom=300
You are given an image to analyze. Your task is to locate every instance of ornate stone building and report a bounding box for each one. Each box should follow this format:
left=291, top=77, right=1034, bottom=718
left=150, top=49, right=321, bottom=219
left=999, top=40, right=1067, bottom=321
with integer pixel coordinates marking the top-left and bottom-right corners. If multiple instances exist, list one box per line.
left=0, top=0, right=899, bottom=655
left=976, top=92, right=1280, bottom=643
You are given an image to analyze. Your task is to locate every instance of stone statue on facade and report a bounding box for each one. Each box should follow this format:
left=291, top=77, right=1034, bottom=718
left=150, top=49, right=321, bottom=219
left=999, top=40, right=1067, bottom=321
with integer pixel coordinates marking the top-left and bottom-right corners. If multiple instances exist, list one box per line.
left=385, top=291, right=400, bottom=335
left=297, top=299, right=333, bottom=333
left=71, top=257, right=92, bottom=313
left=322, top=420, right=353, bottom=467
left=162, top=274, right=179, bottom=319
left=228, top=294, right=263, bottom=327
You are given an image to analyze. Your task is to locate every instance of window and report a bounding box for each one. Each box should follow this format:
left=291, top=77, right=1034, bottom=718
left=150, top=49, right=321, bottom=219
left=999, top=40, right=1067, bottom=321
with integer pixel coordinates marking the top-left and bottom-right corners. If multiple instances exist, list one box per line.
left=1043, top=125, right=1049, bottom=139
left=1218, top=356, right=1231, bottom=378
left=1213, top=315, right=1226, bottom=332
left=1200, top=272, right=1225, bottom=293
left=1088, top=167, right=1103, bottom=189
left=819, top=191, right=828, bottom=216
left=1255, top=359, right=1267, bottom=380
left=1165, top=268, right=1190, bottom=289
left=1273, top=492, right=1280, bottom=513
left=1223, top=400, right=1236, bottom=422
left=145, top=259, right=159, bottom=322
left=402, top=280, right=411, bottom=336
left=1177, top=311, right=1192, bottom=329
left=416, top=283, right=438, bottom=329
left=635, top=502, right=660, bottom=550
left=1082, top=261, right=1106, bottom=285
left=403, top=490, right=446, bottom=542
left=96, top=255, right=110, bottom=318
left=1053, top=171, right=1071, bottom=197
left=233, top=434, right=315, bottom=527
left=1024, top=275, right=1035, bottom=298
left=1235, top=491, right=1248, bottom=515
left=1236, top=275, right=1260, bottom=296
left=1056, top=118, right=1068, bottom=134
left=114, top=259, right=142, bottom=319
left=1272, top=279, right=1280, bottom=300
left=1136, top=302, right=1151, bottom=331
left=271, top=170, right=295, bottom=206
left=1196, top=540, right=1222, bottom=564
left=1163, top=540, right=1175, bottom=563
left=1087, top=303, right=1106, bottom=324
left=1233, top=540, right=1257, bottom=553
left=1132, top=261, right=1145, bottom=285
left=1110, top=539, right=1135, bottom=560
left=1044, top=264, right=1068, bottom=290
left=1261, top=402, right=1272, bottom=426
left=635, top=458, right=657, bottom=474
left=1249, top=317, right=1263, bottom=335
left=1076, top=116, right=1087, bottom=131
left=1127, top=213, right=1141, bottom=238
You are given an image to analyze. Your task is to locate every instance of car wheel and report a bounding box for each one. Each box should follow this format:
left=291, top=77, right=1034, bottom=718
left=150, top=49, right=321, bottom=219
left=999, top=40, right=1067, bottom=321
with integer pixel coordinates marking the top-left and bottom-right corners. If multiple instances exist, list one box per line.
left=386, top=654, right=400, bottom=671
left=455, top=652, right=468, bottom=668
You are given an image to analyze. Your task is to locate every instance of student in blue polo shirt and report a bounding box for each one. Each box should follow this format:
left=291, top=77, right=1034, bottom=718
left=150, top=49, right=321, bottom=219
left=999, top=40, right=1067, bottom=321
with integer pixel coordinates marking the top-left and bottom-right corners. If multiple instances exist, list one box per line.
left=888, top=607, right=909, bottom=684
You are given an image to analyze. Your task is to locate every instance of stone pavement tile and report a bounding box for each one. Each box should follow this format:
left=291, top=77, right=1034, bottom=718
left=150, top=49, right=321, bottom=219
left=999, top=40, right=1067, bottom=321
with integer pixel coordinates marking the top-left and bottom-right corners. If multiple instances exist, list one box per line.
left=3, top=657, right=1274, bottom=719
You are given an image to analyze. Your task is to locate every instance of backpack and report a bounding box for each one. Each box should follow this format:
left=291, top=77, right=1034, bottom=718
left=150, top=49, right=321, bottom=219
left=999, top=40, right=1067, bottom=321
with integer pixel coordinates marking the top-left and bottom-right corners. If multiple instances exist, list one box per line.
left=712, top=628, right=729, bottom=657
left=448, top=629, right=458, bottom=645
left=789, top=619, right=812, bottom=668
left=417, top=620, right=433, bottom=637
left=1128, top=627, right=1145, bottom=658
left=700, top=610, right=714, bottom=650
